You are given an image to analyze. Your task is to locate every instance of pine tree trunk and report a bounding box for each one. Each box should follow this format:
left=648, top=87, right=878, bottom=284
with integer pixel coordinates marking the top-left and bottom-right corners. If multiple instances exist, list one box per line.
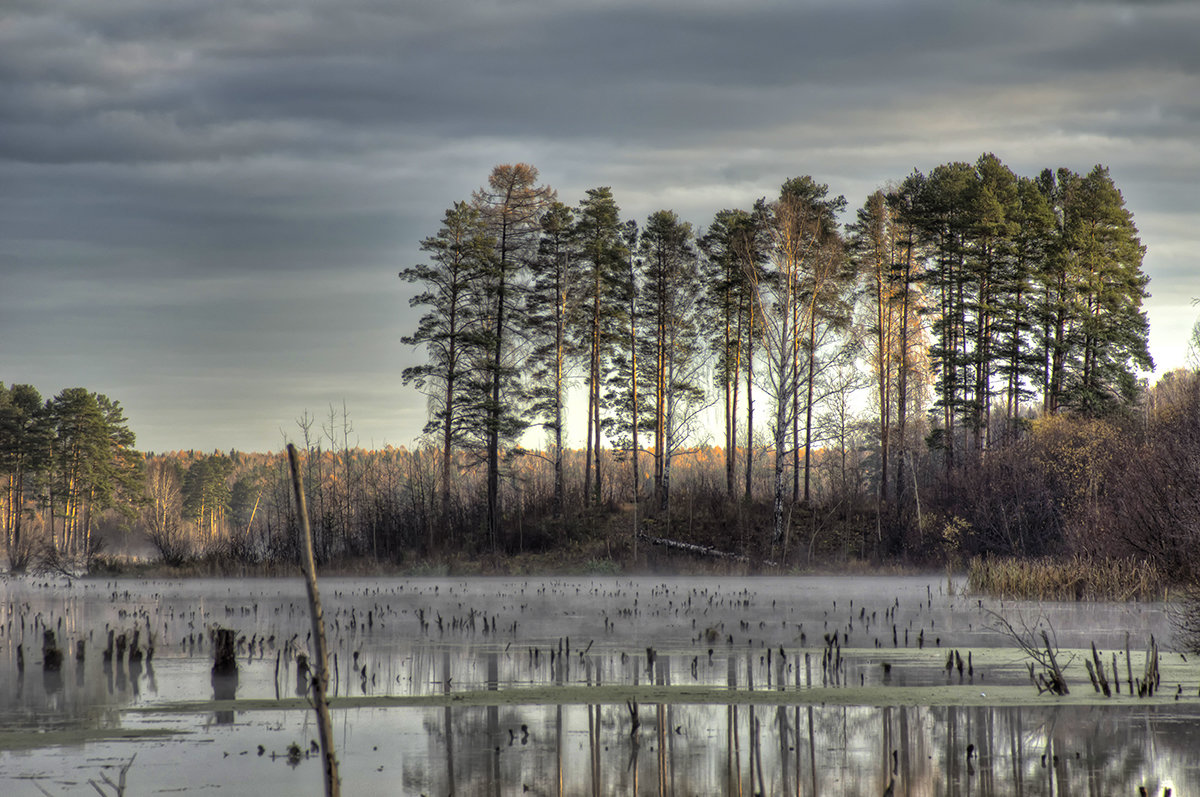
left=726, top=301, right=740, bottom=502
left=440, top=377, right=452, bottom=550
left=745, top=308, right=755, bottom=502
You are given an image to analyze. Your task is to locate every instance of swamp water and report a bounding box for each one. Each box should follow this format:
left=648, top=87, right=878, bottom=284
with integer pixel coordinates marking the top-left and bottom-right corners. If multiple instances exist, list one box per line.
left=0, top=575, right=1195, bottom=795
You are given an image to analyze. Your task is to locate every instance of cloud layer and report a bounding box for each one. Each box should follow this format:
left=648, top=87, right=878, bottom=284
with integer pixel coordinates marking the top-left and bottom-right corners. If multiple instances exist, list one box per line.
left=2, top=0, right=1197, bottom=451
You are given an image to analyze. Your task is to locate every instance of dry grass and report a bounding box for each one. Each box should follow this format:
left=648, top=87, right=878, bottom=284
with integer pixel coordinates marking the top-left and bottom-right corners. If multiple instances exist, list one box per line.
left=967, top=555, right=1168, bottom=601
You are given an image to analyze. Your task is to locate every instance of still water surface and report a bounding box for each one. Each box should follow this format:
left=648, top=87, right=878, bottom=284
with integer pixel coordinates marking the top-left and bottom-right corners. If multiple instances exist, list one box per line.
left=0, top=575, right=1193, bottom=795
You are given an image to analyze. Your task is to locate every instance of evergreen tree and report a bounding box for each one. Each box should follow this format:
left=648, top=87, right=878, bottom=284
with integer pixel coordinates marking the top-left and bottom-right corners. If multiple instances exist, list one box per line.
left=603, top=219, right=645, bottom=510
left=572, top=187, right=628, bottom=507
left=0, top=384, right=51, bottom=568
left=637, top=209, right=705, bottom=513
left=885, top=173, right=930, bottom=508
left=913, top=161, right=976, bottom=471
left=848, top=191, right=900, bottom=514
left=1056, top=165, right=1153, bottom=413
left=779, top=176, right=851, bottom=506
left=997, top=175, right=1055, bottom=435
left=400, top=200, right=494, bottom=546
left=527, top=201, right=580, bottom=521
left=699, top=209, right=758, bottom=502
left=472, top=164, right=555, bottom=550
left=183, top=453, right=234, bottom=541
left=964, top=153, right=1020, bottom=451
left=46, top=388, right=139, bottom=556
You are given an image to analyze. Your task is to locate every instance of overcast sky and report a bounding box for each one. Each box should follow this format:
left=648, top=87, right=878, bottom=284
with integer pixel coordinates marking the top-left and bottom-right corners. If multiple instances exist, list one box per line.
left=2, top=0, right=1198, bottom=453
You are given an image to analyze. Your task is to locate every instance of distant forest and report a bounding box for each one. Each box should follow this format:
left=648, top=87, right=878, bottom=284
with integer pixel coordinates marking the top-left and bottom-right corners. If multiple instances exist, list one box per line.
left=3, top=155, right=1200, bottom=576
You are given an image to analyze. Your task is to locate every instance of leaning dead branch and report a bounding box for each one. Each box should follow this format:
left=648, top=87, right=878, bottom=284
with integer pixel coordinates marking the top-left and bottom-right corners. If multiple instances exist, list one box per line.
left=288, top=443, right=341, bottom=797
left=985, top=610, right=1072, bottom=695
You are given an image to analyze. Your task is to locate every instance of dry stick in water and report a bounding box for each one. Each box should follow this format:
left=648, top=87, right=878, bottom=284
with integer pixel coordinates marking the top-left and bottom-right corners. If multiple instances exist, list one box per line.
left=1041, top=630, right=1068, bottom=695
left=288, top=443, right=341, bottom=797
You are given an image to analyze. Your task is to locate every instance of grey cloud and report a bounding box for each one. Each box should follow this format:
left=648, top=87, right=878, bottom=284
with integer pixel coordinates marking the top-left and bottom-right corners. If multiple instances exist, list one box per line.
left=0, top=1, right=1063, bottom=164
left=1031, top=6, right=1200, bottom=75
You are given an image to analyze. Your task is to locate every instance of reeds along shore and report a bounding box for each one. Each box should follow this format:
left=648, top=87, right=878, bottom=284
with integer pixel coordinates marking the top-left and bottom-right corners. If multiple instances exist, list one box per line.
left=967, top=555, right=1168, bottom=601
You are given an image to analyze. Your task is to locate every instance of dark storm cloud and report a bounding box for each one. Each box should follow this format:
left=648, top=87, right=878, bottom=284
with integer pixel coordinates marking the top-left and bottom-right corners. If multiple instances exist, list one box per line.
left=2, top=0, right=1198, bottom=451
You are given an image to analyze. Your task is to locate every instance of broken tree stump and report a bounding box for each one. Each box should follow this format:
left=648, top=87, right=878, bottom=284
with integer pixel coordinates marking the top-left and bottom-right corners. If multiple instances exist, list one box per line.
left=296, top=653, right=311, bottom=697
left=212, top=628, right=238, bottom=678
left=42, top=630, right=63, bottom=672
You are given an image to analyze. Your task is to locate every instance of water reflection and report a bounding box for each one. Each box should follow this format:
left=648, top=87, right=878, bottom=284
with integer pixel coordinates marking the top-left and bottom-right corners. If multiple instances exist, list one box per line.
left=211, top=673, right=238, bottom=725
left=407, top=702, right=1194, bottom=796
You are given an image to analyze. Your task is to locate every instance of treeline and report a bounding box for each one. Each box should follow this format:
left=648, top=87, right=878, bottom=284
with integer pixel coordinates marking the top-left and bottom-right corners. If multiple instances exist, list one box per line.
left=2, top=372, right=1197, bottom=575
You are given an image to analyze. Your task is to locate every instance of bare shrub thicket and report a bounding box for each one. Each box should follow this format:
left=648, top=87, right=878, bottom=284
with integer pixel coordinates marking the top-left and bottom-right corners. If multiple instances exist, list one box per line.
left=1086, top=371, right=1200, bottom=580
left=11, top=369, right=1196, bottom=575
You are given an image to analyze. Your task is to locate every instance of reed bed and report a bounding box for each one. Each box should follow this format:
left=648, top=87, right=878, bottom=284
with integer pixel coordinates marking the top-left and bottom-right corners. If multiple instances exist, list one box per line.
left=967, top=555, right=1168, bottom=602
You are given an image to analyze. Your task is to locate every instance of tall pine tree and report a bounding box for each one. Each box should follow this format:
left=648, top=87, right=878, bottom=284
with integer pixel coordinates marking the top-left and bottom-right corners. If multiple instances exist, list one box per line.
left=472, top=164, right=555, bottom=550
left=400, top=201, right=494, bottom=547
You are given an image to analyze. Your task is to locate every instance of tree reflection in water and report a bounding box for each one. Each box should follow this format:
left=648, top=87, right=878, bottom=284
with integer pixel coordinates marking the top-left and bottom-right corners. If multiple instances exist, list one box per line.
left=414, top=701, right=1194, bottom=795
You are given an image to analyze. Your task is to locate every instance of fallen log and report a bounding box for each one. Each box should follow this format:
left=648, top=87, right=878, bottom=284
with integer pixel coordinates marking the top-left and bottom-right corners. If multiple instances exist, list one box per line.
left=636, top=532, right=777, bottom=567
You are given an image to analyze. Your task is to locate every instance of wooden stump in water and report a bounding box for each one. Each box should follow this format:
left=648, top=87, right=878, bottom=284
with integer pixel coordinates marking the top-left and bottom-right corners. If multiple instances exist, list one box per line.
left=296, top=653, right=311, bottom=697
left=212, top=628, right=238, bottom=677
left=129, top=629, right=143, bottom=663
left=42, top=630, right=63, bottom=672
